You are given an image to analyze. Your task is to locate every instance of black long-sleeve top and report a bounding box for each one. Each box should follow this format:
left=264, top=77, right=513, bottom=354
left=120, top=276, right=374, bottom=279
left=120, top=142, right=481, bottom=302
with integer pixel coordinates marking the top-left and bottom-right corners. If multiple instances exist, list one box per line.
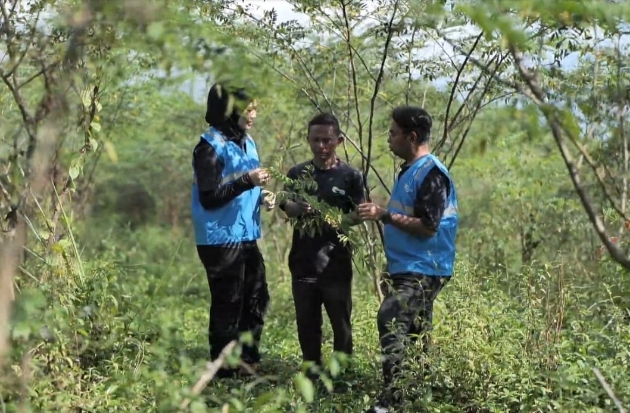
left=398, top=164, right=451, bottom=232
left=193, top=135, right=256, bottom=210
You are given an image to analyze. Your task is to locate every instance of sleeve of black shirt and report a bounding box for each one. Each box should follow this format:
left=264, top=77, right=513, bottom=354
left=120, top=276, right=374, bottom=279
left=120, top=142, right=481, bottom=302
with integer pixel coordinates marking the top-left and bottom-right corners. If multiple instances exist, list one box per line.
left=347, top=170, right=366, bottom=211
left=413, top=166, right=451, bottom=232
left=193, top=140, right=255, bottom=210
left=279, top=166, right=299, bottom=211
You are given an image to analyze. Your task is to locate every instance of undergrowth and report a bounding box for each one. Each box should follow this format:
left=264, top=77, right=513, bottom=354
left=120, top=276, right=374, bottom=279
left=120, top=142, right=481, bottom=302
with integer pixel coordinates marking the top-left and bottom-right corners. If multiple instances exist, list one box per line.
left=2, top=223, right=629, bottom=412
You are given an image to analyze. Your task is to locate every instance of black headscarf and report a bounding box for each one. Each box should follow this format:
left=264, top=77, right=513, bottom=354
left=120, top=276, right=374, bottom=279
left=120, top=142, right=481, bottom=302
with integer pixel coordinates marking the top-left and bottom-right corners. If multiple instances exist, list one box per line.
left=205, top=82, right=253, bottom=142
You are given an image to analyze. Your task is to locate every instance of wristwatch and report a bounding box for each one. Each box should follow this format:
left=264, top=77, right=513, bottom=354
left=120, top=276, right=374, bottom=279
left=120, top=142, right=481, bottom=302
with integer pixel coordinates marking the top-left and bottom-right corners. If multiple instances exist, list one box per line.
left=380, top=211, right=393, bottom=225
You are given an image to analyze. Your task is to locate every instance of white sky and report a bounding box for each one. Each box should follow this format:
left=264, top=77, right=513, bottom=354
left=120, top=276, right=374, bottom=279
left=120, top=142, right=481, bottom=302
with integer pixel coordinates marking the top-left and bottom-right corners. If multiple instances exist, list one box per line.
left=2, top=0, right=627, bottom=104
left=235, top=0, right=628, bottom=135
left=245, top=0, right=629, bottom=67
left=249, top=0, right=310, bottom=24
left=246, top=0, right=476, bottom=61
left=242, top=0, right=476, bottom=91
left=241, top=1, right=588, bottom=82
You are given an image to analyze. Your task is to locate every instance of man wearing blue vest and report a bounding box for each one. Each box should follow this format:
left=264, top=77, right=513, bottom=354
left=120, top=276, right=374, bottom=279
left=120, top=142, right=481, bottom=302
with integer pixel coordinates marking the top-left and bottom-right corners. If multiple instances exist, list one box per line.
left=191, top=83, right=273, bottom=379
left=357, top=106, right=458, bottom=412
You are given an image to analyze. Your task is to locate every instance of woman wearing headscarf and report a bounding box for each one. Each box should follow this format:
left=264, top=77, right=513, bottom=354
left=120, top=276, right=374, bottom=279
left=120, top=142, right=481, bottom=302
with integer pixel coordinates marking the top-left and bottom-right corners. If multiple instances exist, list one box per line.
left=191, top=82, right=273, bottom=378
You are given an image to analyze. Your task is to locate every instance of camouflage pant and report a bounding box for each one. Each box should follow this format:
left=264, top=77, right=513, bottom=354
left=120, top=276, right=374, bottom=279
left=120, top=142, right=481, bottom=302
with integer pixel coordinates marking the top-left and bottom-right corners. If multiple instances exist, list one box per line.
left=377, top=274, right=450, bottom=389
left=197, top=242, right=270, bottom=364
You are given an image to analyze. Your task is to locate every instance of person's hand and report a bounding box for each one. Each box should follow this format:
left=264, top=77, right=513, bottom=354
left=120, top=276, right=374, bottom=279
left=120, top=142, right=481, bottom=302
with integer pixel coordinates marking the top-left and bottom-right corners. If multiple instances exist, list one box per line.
left=248, top=168, right=270, bottom=187
left=261, top=190, right=276, bottom=211
left=357, top=202, right=387, bottom=221
left=286, top=200, right=312, bottom=216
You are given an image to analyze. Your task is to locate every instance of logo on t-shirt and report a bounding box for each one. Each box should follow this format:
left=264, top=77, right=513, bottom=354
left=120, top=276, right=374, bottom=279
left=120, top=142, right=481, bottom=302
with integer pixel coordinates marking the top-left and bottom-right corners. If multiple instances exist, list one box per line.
left=332, top=186, right=346, bottom=195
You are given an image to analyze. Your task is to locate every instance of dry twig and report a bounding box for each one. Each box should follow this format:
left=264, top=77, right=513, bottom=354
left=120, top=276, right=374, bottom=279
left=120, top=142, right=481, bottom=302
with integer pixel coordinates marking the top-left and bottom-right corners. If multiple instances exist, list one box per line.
left=179, top=340, right=238, bottom=411
left=593, top=367, right=627, bottom=413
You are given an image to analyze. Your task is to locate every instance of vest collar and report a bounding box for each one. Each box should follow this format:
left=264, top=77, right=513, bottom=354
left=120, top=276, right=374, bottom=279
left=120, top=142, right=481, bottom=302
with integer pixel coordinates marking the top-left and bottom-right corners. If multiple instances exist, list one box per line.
left=404, top=153, right=431, bottom=168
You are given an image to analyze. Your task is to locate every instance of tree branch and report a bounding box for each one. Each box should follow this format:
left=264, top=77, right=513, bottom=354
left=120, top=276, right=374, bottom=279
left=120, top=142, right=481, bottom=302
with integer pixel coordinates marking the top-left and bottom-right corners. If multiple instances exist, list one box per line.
left=313, top=4, right=377, bottom=83
left=441, top=32, right=483, bottom=143
left=227, top=8, right=336, bottom=112
left=404, top=26, right=418, bottom=106
left=507, top=43, right=630, bottom=269
left=342, top=133, right=391, bottom=196
left=340, top=0, right=366, bottom=174
left=179, top=341, right=238, bottom=411
left=0, top=0, right=97, bottom=370
left=593, top=367, right=627, bottom=413
left=364, top=0, right=399, bottom=190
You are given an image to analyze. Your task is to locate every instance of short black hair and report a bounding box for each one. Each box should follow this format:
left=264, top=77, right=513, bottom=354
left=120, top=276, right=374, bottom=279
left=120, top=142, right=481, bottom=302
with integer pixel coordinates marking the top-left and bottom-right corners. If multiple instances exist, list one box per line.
left=307, top=112, right=341, bottom=136
left=392, top=106, right=432, bottom=144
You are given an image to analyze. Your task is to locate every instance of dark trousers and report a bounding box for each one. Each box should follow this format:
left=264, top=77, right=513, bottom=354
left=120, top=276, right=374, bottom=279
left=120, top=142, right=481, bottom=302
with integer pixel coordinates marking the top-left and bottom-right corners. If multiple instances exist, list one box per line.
left=197, top=242, right=270, bottom=366
left=291, top=262, right=353, bottom=365
left=377, top=274, right=449, bottom=390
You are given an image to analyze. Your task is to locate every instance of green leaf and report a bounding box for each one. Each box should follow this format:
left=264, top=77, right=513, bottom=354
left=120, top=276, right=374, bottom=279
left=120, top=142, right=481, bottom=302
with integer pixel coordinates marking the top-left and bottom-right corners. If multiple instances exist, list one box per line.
left=81, top=89, right=92, bottom=107
left=105, top=385, right=118, bottom=395
left=239, top=331, right=254, bottom=345
left=16, top=288, right=47, bottom=314
left=147, top=21, right=164, bottom=40
left=190, top=401, right=206, bottom=413
left=69, top=166, right=80, bottom=180
left=11, top=323, right=31, bottom=340
left=294, top=373, right=315, bottom=403
left=328, top=357, right=341, bottom=377
left=90, top=122, right=101, bottom=132
left=253, top=391, right=277, bottom=408
left=104, top=141, right=118, bottom=163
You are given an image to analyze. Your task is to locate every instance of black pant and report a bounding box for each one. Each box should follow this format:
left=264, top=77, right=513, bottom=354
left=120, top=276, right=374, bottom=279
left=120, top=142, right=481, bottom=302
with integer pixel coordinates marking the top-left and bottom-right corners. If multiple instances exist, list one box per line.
left=197, top=242, right=270, bottom=365
left=291, top=261, right=353, bottom=365
left=377, top=274, right=449, bottom=390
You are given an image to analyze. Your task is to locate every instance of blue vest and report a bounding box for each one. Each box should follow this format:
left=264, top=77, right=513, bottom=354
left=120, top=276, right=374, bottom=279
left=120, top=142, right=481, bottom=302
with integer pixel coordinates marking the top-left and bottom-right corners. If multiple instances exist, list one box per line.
left=191, top=128, right=262, bottom=245
left=383, top=154, right=458, bottom=277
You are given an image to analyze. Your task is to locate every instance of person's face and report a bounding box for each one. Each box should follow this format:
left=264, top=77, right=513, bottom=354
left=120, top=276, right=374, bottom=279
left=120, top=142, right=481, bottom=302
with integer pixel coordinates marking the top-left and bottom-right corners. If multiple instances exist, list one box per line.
left=238, top=104, right=257, bottom=130
left=307, top=124, right=341, bottom=161
left=387, top=119, right=415, bottom=159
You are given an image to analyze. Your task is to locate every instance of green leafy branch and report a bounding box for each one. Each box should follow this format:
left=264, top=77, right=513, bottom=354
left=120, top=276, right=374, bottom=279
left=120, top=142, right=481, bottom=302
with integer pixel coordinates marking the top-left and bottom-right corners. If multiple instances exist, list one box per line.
left=267, top=163, right=367, bottom=249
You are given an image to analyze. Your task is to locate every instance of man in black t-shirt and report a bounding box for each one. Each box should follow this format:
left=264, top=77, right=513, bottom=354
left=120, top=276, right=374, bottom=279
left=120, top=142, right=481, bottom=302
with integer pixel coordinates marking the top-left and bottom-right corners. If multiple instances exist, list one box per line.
left=279, top=113, right=365, bottom=379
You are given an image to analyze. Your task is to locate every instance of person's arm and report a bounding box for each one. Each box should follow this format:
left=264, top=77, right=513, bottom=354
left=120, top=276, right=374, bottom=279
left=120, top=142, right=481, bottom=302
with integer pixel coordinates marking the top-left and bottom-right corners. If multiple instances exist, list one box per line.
left=278, top=167, right=296, bottom=210
left=278, top=167, right=311, bottom=218
left=343, top=171, right=366, bottom=226
left=193, top=140, right=255, bottom=210
left=381, top=167, right=450, bottom=237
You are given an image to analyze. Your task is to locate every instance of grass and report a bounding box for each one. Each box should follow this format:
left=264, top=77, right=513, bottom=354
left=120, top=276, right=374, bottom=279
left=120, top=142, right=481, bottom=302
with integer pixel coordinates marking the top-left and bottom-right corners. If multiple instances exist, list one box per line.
left=2, top=223, right=630, bottom=412
left=134, top=236, right=387, bottom=412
